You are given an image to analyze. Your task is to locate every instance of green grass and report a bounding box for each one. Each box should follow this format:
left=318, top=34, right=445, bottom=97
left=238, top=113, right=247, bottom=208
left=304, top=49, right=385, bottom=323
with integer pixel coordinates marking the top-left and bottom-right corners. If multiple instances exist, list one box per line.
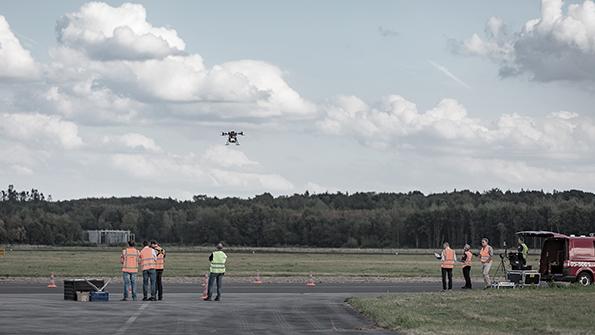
left=349, top=286, right=595, bottom=335
left=0, top=248, right=540, bottom=278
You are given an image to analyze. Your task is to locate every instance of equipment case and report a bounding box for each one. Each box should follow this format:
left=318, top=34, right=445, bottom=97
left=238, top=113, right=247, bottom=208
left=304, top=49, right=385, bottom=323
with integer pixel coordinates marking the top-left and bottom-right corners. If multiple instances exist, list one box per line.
left=507, top=270, right=541, bottom=286
left=64, top=279, right=105, bottom=300
left=90, top=291, right=109, bottom=302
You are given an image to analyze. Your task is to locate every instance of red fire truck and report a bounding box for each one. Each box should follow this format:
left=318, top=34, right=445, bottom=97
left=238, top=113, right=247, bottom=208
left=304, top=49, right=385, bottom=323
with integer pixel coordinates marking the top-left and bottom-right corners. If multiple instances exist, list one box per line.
left=517, top=231, right=595, bottom=286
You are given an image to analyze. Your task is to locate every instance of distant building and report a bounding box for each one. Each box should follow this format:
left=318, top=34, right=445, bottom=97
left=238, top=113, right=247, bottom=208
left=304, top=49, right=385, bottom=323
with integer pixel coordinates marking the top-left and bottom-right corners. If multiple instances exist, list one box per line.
left=84, top=230, right=134, bottom=245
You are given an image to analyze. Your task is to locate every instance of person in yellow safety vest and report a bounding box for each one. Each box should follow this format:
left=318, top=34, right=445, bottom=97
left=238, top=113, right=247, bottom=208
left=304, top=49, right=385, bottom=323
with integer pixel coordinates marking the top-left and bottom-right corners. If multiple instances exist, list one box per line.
left=120, top=240, right=140, bottom=301
left=517, top=237, right=529, bottom=268
left=139, top=240, right=157, bottom=301
left=460, top=244, right=473, bottom=289
left=479, top=238, right=494, bottom=289
left=204, top=242, right=227, bottom=301
left=439, top=242, right=457, bottom=291
left=151, top=240, right=166, bottom=301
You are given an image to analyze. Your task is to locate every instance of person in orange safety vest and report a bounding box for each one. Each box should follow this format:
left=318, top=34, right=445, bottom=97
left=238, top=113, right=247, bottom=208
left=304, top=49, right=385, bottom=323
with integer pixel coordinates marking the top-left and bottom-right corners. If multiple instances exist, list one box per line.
left=460, top=244, right=473, bottom=289
left=120, top=240, right=140, bottom=301
left=151, top=240, right=166, bottom=301
left=479, top=238, right=494, bottom=289
left=439, top=242, right=457, bottom=291
left=140, top=240, right=157, bottom=301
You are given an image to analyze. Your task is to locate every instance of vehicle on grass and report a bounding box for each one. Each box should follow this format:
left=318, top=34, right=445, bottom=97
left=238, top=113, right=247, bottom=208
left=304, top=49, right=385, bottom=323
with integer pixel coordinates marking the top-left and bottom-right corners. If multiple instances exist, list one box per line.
left=517, top=231, right=595, bottom=286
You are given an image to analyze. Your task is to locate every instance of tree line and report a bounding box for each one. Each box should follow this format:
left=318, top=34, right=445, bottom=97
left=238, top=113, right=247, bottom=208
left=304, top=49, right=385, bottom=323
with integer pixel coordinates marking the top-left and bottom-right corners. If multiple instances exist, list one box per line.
left=1, top=185, right=595, bottom=248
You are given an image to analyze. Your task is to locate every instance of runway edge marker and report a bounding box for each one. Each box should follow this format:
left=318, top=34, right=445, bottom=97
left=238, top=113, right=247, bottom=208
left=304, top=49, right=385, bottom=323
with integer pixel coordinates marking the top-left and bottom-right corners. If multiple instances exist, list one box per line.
left=47, top=272, right=57, bottom=288
left=253, top=271, right=263, bottom=285
left=306, top=273, right=316, bottom=287
left=200, top=272, right=208, bottom=299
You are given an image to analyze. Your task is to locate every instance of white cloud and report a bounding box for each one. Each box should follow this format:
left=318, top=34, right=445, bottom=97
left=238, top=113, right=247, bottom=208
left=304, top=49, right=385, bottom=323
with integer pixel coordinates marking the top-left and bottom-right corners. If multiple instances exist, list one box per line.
left=110, top=146, right=294, bottom=193
left=0, top=16, right=39, bottom=80
left=44, top=2, right=316, bottom=122
left=459, top=0, right=595, bottom=82
left=103, top=133, right=161, bottom=152
left=0, top=113, right=83, bottom=149
left=56, top=2, right=184, bottom=60
left=111, top=153, right=203, bottom=179
left=318, top=94, right=595, bottom=158
left=44, top=80, right=143, bottom=123
left=318, top=95, right=489, bottom=147
left=203, top=145, right=258, bottom=168
left=209, top=169, right=294, bottom=191
left=458, top=157, right=595, bottom=189
left=9, top=164, right=34, bottom=176
left=305, top=182, right=337, bottom=194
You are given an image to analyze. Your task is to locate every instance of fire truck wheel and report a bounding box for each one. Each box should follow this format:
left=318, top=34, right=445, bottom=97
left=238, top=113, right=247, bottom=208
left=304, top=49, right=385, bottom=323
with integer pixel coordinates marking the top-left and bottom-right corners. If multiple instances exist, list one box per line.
left=577, top=272, right=593, bottom=286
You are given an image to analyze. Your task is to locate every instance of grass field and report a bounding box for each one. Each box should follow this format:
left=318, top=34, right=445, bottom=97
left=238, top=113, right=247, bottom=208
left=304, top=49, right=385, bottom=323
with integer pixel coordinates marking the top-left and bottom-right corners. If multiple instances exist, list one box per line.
left=349, top=286, right=595, bottom=335
left=0, top=248, right=539, bottom=278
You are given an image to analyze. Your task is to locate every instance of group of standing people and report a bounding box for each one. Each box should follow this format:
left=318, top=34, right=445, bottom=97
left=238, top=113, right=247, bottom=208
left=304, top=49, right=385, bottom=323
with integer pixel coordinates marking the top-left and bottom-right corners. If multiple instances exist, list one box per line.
left=120, top=240, right=166, bottom=301
left=120, top=240, right=228, bottom=302
left=439, top=237, right=529, bottom=291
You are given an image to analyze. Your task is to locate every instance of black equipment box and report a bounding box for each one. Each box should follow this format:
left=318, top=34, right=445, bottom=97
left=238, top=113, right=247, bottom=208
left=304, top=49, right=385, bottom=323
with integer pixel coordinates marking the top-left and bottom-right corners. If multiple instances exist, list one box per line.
left=63, top=279, right=105, bottom=301
left=507, top=270, right=540, bottom=286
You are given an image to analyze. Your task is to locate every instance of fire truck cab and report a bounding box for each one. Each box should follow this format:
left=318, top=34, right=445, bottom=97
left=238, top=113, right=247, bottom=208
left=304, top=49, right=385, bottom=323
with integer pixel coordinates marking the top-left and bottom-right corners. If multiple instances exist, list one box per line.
left=517, top=231, right=595, bottom=286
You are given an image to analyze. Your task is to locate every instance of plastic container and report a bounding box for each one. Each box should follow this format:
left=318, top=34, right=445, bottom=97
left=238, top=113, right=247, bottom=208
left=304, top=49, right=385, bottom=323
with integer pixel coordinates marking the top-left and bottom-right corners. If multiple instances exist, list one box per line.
left=90, top=291, right=109, bottom=302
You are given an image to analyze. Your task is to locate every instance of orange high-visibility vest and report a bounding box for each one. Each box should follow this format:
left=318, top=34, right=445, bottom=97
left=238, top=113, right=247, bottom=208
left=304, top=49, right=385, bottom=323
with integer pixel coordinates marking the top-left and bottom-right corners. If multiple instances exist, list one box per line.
left=463, top=250, right=473, bottom=267
left=155, top=246, right=165, bottom=270
left=480, top=246, right=492, bottom=263
left=441, top=248, right=455, bottom=269
left=121, top=247, right=140, bottom=273
left=140, top=246, right=156, bottom=271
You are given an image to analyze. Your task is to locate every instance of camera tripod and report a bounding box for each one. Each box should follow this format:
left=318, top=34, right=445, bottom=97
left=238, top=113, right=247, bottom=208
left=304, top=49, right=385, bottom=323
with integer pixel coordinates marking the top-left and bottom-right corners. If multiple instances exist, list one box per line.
left=491, top=243, right=509, bottom=285
left=492, top=253, right=509, bottom=284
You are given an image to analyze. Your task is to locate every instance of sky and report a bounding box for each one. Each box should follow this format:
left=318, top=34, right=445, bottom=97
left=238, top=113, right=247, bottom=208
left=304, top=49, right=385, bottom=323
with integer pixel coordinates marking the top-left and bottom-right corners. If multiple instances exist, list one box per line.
left=2, top=0, right=595, bottom=200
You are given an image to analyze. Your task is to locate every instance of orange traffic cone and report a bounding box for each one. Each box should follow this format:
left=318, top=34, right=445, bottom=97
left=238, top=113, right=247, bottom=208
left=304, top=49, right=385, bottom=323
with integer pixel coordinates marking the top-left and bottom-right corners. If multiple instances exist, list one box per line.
left=201, top=273, right=208, bottom=287
left=201, top=285, right=208, bottom=300
left=47, top=272, right=57, bottom=288
left=306, top=273, right=316, bottom=287
left=253, top=271, right=263, bottom=285
left=201, top=273, right=209, bottom=300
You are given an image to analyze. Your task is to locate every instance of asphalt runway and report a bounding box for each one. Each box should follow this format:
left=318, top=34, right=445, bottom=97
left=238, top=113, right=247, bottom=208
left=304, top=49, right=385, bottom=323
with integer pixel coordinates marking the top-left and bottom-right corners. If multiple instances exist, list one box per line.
left=0, top=281, right=449, bottom=294
left=0, top=281, right=480, bottom=335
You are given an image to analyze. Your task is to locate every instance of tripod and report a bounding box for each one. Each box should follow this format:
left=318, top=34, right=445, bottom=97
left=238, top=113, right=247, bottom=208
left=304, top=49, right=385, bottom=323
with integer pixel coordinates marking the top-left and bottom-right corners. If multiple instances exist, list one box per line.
left=491, top=242, right=509, bottom=285
left=492, top=254, right=508, bottom=285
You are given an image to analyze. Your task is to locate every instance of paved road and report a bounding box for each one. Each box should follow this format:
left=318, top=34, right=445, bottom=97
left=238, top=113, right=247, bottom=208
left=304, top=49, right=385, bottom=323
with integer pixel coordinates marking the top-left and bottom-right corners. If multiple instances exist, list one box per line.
left=0, top=281, right=451, bottom=294
left=0, top=281, right=481, bottom=335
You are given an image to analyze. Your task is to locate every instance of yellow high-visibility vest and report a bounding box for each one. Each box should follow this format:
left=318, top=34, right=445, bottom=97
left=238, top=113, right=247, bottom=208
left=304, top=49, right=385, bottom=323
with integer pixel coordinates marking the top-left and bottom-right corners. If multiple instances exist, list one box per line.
left=210, top=251, right=227, bottom=274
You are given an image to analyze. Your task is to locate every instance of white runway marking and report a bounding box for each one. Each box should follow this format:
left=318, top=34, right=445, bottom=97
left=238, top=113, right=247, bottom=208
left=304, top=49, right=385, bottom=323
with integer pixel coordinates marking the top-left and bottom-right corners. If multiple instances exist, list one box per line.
left=115, top=302, right=149, bottom=335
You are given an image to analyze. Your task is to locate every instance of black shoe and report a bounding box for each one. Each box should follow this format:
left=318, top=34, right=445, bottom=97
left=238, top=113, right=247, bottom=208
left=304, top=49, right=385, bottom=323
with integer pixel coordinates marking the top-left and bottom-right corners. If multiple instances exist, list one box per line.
left=158, top=297, right=162, bottom=301
left=203, top=297, right=211, bottom=301
left=142, top=297, right=148, bottom=301
left=149, top=297, right=156, bottom=301
left=461, top=286, right=467, bottom=289
left=121, top=298, right=128, bottom=301
left=214, top=296, right=220, bottom=301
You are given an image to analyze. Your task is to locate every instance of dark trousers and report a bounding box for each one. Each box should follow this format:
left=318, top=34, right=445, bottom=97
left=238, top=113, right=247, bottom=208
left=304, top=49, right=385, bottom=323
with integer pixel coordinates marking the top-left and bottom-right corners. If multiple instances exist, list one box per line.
left=156, top=269, right=164, bottom=299
left=519, top=255, right=527, bottom=268
left=207, top=272, right=224, bottom=299
left=462, top=266, right=472, bottom=288
left=441, top=268, right=453, bottom=290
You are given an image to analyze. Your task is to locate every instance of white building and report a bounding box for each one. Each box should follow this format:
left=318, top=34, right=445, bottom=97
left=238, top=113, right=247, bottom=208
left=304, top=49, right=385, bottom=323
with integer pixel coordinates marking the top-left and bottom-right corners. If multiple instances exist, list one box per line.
left=85, top=230, right=134, bottom=245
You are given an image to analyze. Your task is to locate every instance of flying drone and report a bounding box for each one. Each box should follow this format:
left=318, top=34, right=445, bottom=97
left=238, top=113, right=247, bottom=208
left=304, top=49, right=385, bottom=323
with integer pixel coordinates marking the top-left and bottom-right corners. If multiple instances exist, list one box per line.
left=222, top=130, right=244, bottom=145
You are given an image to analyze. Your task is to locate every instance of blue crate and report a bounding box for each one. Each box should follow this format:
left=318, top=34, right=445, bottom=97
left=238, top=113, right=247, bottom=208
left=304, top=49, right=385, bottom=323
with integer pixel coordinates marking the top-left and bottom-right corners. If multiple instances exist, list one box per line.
left=90, top=291, right=109, bottom=302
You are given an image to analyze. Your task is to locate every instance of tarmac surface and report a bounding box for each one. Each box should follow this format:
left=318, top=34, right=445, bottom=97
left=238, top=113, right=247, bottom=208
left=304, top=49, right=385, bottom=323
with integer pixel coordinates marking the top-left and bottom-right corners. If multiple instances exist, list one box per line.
left=0, top=281, right=477, bottom=335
